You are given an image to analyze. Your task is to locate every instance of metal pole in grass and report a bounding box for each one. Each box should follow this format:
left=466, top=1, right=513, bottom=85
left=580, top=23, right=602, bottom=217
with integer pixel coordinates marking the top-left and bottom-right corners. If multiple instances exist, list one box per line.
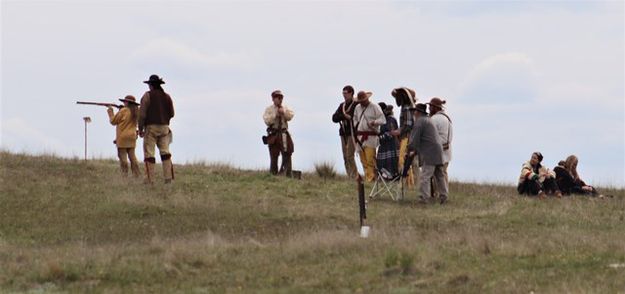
left=83, top=116, right=91, bottom=160
left=358, top=174, right=369, bottom=238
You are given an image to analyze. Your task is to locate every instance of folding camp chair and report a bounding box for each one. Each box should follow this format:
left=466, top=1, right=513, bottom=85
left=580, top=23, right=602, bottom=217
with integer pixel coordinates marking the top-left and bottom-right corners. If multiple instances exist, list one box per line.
left=368, top=149, right=418, bottom=202
left=368, top=168, right=404, bottom=201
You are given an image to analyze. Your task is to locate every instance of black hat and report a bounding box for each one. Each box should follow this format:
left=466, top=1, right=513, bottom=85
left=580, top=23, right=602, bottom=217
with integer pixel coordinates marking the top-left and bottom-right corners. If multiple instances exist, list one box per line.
left=143, top=74, right=165, bottom=85
left=415, top=103, right=428, bottom=115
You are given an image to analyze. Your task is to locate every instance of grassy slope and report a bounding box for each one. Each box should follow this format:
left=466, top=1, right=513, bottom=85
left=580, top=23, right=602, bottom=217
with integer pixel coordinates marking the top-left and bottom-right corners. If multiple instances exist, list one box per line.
left=0, top=152, right=624, bottom=293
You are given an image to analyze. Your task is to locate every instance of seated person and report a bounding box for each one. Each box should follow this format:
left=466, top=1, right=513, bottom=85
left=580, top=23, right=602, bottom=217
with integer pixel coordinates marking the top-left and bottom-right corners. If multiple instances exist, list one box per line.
left=555, top=155, right=602, bottom=197
left=376, top=103, right=400, bottom=179
left=517, top=152, right=562, bottom=198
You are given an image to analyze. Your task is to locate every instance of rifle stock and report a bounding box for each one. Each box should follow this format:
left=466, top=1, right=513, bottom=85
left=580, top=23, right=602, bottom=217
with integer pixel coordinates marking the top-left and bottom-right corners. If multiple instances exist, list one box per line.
left=76, top=101, right=123, bottom=108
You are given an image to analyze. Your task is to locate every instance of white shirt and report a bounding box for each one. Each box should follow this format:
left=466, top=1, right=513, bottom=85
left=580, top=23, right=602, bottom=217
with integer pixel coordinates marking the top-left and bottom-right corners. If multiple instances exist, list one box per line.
left=263, top=104, right=294, bottom=129
left=431, top=110, right=453, bottom=164
left=352, top=102, right=386, bottom=150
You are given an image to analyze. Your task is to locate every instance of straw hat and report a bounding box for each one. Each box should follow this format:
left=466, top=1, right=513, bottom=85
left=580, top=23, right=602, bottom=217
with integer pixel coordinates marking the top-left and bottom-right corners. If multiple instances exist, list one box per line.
left=356, top=91, right=373, bottom=101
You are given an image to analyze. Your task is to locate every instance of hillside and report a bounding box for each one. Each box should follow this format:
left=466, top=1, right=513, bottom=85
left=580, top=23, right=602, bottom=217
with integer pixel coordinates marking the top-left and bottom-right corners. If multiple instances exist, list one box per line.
left=0, top=151, right=624, bottom=293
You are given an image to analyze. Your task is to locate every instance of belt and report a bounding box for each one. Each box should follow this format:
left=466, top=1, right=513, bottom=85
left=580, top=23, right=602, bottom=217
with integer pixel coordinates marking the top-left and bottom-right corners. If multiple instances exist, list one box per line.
left=356, top=131, right=378, bottom=141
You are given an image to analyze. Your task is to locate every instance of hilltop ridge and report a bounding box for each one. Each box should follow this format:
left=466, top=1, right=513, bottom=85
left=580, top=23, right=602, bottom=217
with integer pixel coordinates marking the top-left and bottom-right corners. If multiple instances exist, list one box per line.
left=0, top=151, right=624, bottom=292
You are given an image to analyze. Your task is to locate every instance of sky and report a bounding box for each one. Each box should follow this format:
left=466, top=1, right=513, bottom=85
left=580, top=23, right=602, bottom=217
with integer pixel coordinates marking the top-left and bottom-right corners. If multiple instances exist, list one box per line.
left=1, top=0, right=624, bottom=187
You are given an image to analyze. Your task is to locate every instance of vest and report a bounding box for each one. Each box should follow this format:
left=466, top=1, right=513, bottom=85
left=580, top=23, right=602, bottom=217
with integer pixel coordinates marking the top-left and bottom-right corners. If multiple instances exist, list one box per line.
left=145, top=90, right=173, bottom=126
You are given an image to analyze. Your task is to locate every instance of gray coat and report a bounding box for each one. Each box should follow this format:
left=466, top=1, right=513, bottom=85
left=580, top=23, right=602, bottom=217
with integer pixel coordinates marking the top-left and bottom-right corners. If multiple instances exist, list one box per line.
left=408, top=116, right=444, bottom=166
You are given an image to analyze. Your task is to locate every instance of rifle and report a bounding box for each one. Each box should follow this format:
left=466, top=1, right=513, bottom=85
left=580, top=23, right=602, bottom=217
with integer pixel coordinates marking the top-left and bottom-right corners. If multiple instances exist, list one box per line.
left=76, top=101, right=123, bottom=108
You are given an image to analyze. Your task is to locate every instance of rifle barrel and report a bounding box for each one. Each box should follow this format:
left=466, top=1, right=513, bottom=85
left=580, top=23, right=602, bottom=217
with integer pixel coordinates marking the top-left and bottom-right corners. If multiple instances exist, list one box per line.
left=76, top=101, right=122, bottom=108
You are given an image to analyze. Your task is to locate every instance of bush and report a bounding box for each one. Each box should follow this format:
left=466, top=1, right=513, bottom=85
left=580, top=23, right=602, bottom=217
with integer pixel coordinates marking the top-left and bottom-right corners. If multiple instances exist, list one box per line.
left=314, top=161, right=336, bottom=179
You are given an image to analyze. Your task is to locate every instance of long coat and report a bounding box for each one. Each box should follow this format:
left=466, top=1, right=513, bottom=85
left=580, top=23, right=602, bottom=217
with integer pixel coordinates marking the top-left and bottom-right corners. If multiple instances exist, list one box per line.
left=107, top=107, right=138, bottom=148
left=408, top=116, right=443, bottom=166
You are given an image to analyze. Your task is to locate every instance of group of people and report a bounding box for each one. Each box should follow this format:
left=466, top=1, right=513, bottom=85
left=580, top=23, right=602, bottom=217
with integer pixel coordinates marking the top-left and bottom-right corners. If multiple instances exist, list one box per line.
left=518, top=152, right=604, bottom=198
left=106, top=75, right=175, bottom=184
left=330, top=86, right=454, bottom=204
left=261, top=85, right=454, bottom=204
left=105, top=75, right=607, bottom=201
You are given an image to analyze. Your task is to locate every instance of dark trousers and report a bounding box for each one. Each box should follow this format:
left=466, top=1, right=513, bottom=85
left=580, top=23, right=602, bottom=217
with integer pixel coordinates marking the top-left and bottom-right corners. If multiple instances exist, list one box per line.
left=517, top=178, right=559, bottom=195
left=269, top=144, right=292, bottom=176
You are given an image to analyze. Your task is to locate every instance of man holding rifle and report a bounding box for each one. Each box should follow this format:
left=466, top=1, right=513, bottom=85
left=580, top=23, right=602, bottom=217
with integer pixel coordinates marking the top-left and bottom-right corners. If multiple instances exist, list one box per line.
left=138, top=74, right=175, bottom=184
left=331, top=85, right=358, bottom=179
left=263, top=90, right=295, bottom=177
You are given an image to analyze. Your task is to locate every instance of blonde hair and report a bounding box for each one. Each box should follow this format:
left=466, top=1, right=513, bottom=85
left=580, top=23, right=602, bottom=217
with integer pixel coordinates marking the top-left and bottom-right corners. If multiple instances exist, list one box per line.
left=564, top=155, right=579, bottom=179
left=127, top=103, right=139, bottom=123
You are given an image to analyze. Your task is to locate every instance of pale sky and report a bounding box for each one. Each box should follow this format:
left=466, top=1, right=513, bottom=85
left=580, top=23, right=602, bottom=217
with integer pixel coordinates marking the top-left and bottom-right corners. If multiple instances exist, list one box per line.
left=2, top=0, right=624, bottom=186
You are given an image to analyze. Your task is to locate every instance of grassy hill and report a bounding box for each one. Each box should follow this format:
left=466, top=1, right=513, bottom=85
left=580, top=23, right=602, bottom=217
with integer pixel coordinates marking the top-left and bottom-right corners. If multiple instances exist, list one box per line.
left=1, top=151, right=624, bottom=293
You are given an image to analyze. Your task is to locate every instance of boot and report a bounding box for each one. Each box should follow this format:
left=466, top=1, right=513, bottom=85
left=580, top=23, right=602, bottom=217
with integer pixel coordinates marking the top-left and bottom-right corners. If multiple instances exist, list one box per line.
left=162, top=159, right=174, bottom=184
left=120, top=162, right=129, bottom=177
left=144, top=162, right=155, bottom=184
left=130, top=161, right=141, bottom=178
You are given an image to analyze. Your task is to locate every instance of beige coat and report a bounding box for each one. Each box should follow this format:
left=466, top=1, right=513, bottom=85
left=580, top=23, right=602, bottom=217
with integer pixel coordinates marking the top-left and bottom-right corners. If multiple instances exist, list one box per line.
left=263, top=104, right=294, bottom=129
left=108, top=107, right=138, bottom=148
left=518, top=161, right=555, bottom=184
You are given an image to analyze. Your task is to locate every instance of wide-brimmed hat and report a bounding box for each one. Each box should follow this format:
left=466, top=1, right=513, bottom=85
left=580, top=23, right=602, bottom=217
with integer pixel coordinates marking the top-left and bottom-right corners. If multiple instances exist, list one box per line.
left=357, top=91, right=373, bottom=101
left=143, top=74, right=165, bottom=85
left=427, top=97, right=446, bottom=109
left=415, top=103, right=428, bottom=115
left=119, top=95, right=139, bottom=105
left=271, top=90, right=284, bottom=98
left=391, top=87, right=417, bottom=108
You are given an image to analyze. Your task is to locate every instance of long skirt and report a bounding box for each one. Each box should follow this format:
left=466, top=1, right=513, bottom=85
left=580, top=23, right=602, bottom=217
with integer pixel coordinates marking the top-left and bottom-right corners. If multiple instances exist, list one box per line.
left=376, top=139, right=399, bottom=178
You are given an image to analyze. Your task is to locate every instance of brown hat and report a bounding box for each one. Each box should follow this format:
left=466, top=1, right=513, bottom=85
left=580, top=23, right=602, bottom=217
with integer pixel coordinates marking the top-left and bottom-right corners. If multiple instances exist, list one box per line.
left=271, top=90, right=284, bottom=98
left=143, top=74, right=165, bottom=85
left=427, top=97, right=446, bottom=109
left=119, top=95, right=139, bottom=105
left=415, top=103, right=428, bottom=115
left=356, top=91, right=373, bottom=101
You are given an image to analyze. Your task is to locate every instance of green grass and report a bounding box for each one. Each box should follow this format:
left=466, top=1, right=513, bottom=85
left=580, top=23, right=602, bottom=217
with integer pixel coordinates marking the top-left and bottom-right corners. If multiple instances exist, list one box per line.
left=1, top=151, right=624, bottom=293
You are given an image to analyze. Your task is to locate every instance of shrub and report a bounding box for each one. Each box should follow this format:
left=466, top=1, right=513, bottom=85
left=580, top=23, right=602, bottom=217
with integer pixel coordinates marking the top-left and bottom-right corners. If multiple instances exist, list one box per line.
left=314, top=161, right=336, bottom=179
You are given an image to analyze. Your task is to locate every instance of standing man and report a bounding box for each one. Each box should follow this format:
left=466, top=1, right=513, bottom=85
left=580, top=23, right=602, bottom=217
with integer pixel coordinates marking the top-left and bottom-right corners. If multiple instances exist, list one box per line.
left=408, top=103, right=448, bottom=204
left=332, top=85, right=358, bottom=179
left=138, top=74, right=175, bottom=184
left=352, top=91, right=386, bottom=182
left=428, top=97, right=453, bottom=198
left=263, top=90, right=295, bottom=177
left=392, top=87, right=419, bottom=188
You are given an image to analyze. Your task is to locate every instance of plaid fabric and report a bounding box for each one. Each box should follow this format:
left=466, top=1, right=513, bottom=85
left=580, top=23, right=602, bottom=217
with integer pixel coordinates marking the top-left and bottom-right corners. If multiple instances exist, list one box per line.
left=399, top=105, right=414, bottom=138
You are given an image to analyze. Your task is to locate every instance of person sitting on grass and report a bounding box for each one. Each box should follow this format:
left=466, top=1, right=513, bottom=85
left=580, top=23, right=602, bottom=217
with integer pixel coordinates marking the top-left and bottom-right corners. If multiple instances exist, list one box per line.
left=517, top=152, right=562, bottom=199
left=554, top=155, right=604, bottom=198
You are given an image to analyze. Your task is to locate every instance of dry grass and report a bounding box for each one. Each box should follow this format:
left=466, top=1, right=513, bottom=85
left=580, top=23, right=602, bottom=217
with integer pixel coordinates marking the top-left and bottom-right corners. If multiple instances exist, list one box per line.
left=313, top=161, right=337, bottom=179
left=0, top=151, right=624, bottom=293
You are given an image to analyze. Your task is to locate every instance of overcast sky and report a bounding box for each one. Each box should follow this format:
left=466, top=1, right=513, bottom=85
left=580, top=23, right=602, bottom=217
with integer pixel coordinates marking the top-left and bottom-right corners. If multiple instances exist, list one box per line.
left=2, top=0, right=624, bottom=186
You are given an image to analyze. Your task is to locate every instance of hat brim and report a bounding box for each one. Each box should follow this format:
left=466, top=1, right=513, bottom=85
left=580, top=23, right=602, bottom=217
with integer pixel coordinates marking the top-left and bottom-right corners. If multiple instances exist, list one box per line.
left=143, top=80, right=165, bottom=84
left=119, top=98, right=139, bottom=105
left=426, top=102, right=445, bottom=109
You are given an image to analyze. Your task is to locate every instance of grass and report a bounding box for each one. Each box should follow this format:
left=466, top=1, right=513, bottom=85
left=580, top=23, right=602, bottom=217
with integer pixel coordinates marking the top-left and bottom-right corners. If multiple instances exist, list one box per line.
left=0, top=151, right=624, bottom=293
left=313, top=161, right=337, bottom=179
